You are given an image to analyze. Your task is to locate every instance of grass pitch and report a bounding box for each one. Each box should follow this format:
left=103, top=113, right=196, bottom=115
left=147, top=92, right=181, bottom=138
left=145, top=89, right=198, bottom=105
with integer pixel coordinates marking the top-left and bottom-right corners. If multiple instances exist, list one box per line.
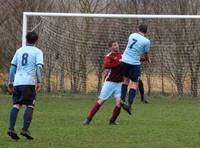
left=0, top=93, right=200, bottom=148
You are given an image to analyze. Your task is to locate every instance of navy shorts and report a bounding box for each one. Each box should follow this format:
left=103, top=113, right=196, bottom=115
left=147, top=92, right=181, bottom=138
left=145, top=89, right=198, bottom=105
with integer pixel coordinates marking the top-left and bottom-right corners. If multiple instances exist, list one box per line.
left=121, top=62, right=141, bottom=82
left=12, top=85, right=36, bottom=106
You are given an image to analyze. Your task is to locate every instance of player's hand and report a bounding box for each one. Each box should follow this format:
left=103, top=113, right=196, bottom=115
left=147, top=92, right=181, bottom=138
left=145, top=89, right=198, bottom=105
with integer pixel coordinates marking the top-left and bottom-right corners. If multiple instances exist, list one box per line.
left=35, top=83, right=42, bottom=92
left=7, top=82, right=14, bottom=95
left=140, top=54, right=151, bottom=63
left=147, top=57, right=151, bottom=63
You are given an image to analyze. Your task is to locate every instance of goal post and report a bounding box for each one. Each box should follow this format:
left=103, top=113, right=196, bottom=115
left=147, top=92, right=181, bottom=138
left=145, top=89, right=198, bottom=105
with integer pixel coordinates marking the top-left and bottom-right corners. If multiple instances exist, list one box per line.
left=22, top=12, right=200, bottom=96
left=22, top=12, right=200, bottom=46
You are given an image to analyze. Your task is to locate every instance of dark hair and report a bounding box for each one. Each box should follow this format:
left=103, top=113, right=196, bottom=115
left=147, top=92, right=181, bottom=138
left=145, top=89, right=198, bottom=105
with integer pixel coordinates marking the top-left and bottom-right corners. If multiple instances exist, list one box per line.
left=138, top=24, right=148, bottom=34
left=108, top=40, right=117, bottom=48
left=26, top=31, right=38, bottom=44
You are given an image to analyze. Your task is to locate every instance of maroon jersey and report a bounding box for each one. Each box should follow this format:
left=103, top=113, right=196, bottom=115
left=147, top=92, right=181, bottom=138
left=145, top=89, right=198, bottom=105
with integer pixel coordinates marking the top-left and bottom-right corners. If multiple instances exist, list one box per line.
left=103, top=51, right=123, bottom=82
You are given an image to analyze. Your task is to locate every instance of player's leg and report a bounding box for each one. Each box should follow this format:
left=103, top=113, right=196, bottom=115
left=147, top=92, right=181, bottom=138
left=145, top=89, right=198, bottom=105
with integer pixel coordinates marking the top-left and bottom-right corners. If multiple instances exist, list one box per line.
left=20, top=105, right=34, bottom=140
left=120, top=62, right=130, bottom=102
left=22, top=105, right=34, bottom=131
left=138, top=78, right=144, bottom=101
left=109, top=83, right=122, bottom=125
left=83, top=99, right=105, bottom=125
left=8, top=104, right=21, bottom=140
left=120, top=62, right=133, bottom=113
left=121, top=77, right=129, bottom=102
left=109, top=98, right=121, bottom=125
left=8, top=86, right=21, bottom=140
left=83, top=81, right=112, bottom=125
left=20, top=85, right=35, bottom=140
left=138, top=78, right=149, bottom=103
left=128, top=81, right=137, bottom=106
left=125, top=65, right=141, bottom=114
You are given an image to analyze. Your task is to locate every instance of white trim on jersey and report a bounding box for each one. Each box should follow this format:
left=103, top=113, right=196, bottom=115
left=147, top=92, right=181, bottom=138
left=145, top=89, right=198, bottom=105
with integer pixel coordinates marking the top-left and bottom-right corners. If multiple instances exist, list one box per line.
left=104, top=69, right=111, bottom=81
left=105, top=52, right=112, bottom=57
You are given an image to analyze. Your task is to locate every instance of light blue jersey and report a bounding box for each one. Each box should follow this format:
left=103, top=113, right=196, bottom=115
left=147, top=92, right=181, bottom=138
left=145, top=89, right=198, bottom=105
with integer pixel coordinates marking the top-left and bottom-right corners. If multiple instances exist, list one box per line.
left=122, top=33, right=150, bottom=65
left=11, top=45, right=43, bottom=86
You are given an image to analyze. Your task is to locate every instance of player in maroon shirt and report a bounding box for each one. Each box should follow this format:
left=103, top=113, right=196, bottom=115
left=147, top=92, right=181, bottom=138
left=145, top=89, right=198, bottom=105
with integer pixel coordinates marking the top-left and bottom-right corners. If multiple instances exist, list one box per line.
left=83, top=40, right=123, bottom=125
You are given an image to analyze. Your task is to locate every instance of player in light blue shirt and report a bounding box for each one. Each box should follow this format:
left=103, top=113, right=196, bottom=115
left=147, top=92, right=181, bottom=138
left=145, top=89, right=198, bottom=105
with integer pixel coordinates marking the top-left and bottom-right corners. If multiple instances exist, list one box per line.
left=122, top=32, right=150, bottom=65
left=120, top=24, right=151, bottom=115
left=7, top=31, right=43, bottom=140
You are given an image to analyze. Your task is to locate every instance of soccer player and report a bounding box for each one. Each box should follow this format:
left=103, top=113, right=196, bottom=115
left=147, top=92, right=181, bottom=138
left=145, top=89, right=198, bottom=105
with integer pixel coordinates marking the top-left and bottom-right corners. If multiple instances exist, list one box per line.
left=83, top=40, right=123, bottom=125
left=7, top=31, right=43, bottom=140
left=121, top=24, right=151, bottom=115
left=138, top=55, right=149, bottom=103
left=138, top=77, right=149, bottom=103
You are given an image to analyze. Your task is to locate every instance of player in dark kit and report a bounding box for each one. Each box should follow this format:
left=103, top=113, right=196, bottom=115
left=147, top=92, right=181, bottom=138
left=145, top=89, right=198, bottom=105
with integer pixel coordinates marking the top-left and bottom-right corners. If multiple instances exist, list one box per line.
left=83, top=40, right=123, bottom=125
left=138, top=77, right=149, bottom=103
left=138, top=55, right=149, bottom=103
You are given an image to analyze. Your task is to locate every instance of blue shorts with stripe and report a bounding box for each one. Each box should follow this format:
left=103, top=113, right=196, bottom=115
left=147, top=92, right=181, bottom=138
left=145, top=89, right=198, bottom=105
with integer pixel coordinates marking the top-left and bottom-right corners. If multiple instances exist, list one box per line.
left=12, top=85, right=36, bottom=106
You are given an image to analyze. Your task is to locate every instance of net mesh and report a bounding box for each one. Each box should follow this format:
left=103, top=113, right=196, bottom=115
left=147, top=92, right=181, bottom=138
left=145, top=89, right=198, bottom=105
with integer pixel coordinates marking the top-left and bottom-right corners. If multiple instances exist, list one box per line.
left=27, top=16, right=200, bottom=96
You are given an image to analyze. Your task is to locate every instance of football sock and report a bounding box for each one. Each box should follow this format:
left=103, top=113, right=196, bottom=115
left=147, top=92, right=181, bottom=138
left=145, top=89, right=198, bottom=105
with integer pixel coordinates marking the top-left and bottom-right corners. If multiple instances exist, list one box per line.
left=128, top=88, right=136, bottom=105
left=138, top=79, right=144, bottom=101
left=121, top=84, right=128, bottom=101
left=87, top=102, right=101, bottom=121
left=9, top=107, right=19, bottom=130
left=110, top=106, right=121, bottom=122
left=22, top=107, right=34, bottom=131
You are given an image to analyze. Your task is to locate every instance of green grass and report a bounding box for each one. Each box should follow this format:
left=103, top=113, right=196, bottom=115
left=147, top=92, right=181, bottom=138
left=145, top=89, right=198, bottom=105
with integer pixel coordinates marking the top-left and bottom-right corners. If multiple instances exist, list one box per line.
left=1, top=93, right=200, bottom=148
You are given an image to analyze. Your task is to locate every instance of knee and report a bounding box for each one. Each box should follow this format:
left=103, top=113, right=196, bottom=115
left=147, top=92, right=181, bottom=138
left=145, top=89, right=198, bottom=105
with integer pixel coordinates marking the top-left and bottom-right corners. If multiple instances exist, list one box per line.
left=27, top=105, right=35, bottom=110
left=13, top=104, right=21, bottom=110
left=97, top=99, right=105, bottom=105
left=123, top=77, right=130, bottom=85
left=130, top=82, right=138, bottom=90
left=116, top=98, right=121, bottom=107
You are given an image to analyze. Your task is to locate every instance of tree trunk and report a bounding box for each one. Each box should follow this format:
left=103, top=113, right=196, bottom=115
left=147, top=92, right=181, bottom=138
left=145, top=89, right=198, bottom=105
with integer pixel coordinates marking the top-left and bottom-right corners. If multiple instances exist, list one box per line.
left=176, top=78, right=183, bottom=96
left=60, top=64, right=65, bottom=92
left=146, top=75, right=151, bottom=96
left=97, top=70, right=103, bottom=92
left=190, top=72, right=198, bottom=97
left=47, top=68, right=52, bottom=92
left=161, top=50, right=165, bottom=95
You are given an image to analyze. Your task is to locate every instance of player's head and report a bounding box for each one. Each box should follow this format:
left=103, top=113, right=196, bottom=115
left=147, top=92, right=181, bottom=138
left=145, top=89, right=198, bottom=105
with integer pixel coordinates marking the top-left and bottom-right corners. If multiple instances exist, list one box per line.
left=138, top=24, right=148, bottom=34
left=108, top=40, right=119, bottom=52
left=26, top=31, right=38, bottom=44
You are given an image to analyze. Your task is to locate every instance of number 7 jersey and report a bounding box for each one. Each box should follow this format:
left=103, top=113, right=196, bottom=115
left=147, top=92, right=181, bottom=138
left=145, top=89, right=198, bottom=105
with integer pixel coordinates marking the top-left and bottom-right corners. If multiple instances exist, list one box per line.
left=11, top=45, right=43, bottom=86
left=122, top=32, right=150, bottom=65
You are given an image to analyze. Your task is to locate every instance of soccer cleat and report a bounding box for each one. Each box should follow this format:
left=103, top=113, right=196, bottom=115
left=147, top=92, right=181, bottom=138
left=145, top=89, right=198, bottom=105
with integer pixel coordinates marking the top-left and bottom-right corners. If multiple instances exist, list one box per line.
left=120, top=101, right=131, bottom=115
left=7, top=129, right=20, bottom=140
left=125, top=105, right=132, bottom=115
left=82, top=118, right=91, bottom=126
left=109, top=120, right=119, bottom=125
left=20, top=129, right=34, bottom=140
left=120, top=100, right=127, bottom=109
left=143, top=99, right=149, bottom=104
left=141, top=97, right=149, bottom=104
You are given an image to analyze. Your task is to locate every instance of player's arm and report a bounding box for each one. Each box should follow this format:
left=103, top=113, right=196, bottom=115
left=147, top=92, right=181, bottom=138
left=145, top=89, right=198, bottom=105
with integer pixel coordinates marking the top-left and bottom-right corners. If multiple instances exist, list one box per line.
left=36, top=64, right=43, bottom=83
left=103, top=56, right=120, bottom=69
left=141, top=53, right=151, bottom=63
left=8, top=64, right=17, bottom=94
left=8, top=52, right=18, bottom=94
left=143, top=40, right=151, bottom=63
left=35, top=50, right=44, bottom=92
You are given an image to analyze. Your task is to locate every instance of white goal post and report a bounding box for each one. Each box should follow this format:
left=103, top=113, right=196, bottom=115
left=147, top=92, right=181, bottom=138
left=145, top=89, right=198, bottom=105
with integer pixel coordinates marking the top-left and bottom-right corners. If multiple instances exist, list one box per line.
left=22, top=12, right=200, bottom=46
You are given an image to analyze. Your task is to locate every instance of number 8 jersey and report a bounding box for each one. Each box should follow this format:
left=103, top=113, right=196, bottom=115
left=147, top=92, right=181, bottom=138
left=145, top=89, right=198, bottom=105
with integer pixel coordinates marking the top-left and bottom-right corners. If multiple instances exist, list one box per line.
left=122, top=32, right=150, bottom=65
left=11, top=45, right=43, bottom=86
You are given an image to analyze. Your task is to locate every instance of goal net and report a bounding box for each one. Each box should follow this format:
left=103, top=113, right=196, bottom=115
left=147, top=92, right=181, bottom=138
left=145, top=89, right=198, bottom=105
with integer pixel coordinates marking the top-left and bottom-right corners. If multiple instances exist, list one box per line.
left=23, top=13, right=200, bottom=96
